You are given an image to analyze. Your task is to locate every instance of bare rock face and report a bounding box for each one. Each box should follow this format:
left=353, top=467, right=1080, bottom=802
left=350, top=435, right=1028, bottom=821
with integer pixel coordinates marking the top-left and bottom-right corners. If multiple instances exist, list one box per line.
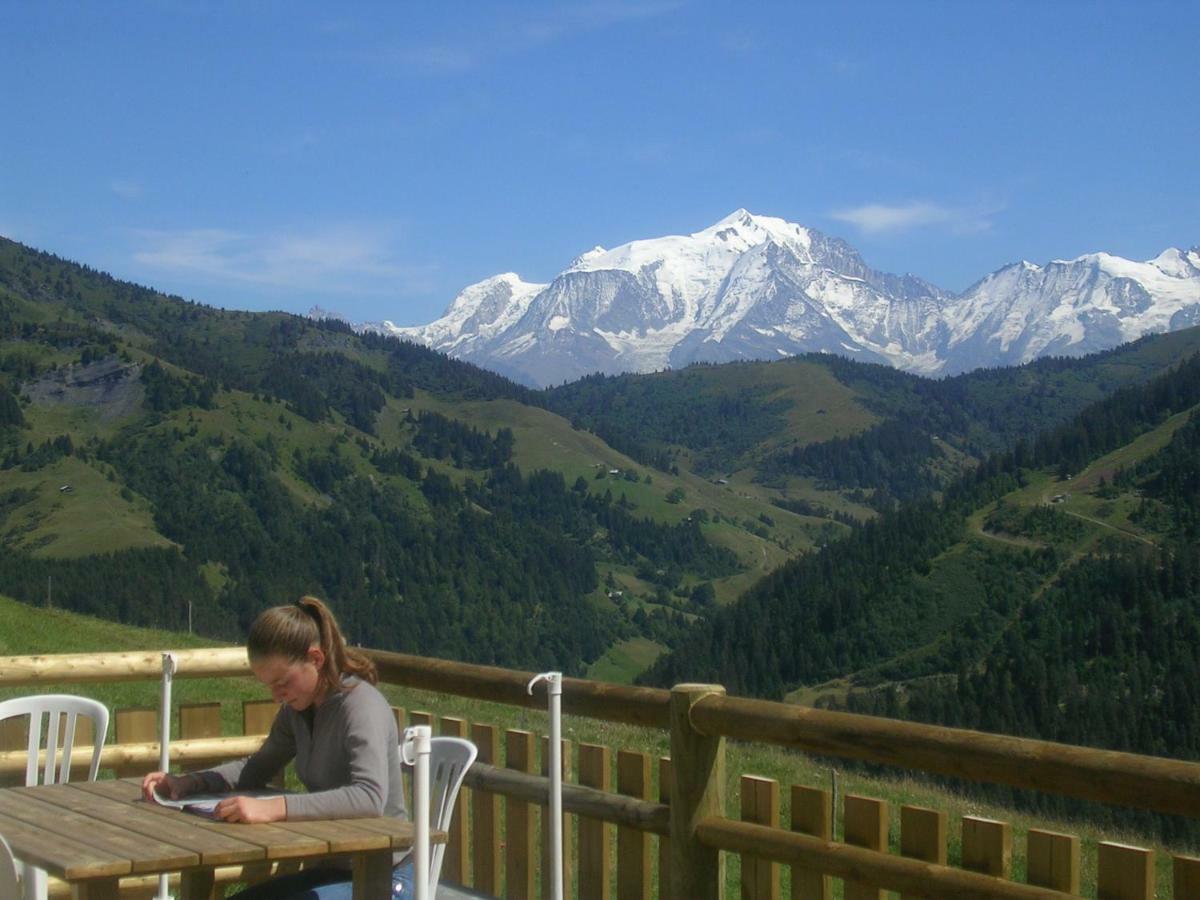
left=23, top=358, right=144, bottom=420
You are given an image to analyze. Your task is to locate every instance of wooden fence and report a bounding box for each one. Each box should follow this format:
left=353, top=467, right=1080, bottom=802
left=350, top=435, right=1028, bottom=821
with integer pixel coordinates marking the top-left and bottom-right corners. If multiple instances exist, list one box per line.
left=1, top=648, right=1199, bottom=898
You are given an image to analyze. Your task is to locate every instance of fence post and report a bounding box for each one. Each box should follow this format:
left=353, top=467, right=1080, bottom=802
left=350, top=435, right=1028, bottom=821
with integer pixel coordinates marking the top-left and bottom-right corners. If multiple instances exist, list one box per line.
left=471, top=722, right=501, bottom=897
left=658, top=757, right=673, bottom=900
left=1174, top=854, right=1200, bottom=898
left=579, top=743, right=612, bottom=900
left=740, top=775, right=780, bottom=900
left=1097, top=842, right=1154, bottom=900
left=506, top=729, right=536, bottom=900
left=899, top=805, right=946, bottom=900
left=791, top=786, right=832, bottom=900
left=669, top=683, right=725, bottom=900
left=617, top=749, right=652, bottom=900
left=843, top=795, right=888, bottom=900
left=1027, top=829, right=1080, bottom=894
left=961, top=816, right=1012, bottom=880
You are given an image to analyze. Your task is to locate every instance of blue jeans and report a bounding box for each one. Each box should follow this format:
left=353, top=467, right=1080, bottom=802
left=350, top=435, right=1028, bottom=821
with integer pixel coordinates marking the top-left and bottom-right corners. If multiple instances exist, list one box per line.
left=228, top=861, right=414, bottom=899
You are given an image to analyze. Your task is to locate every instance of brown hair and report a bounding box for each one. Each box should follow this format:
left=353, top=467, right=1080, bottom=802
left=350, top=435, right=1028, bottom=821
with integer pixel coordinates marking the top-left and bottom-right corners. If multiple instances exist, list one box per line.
left=246, top=596, right=377, bottom=696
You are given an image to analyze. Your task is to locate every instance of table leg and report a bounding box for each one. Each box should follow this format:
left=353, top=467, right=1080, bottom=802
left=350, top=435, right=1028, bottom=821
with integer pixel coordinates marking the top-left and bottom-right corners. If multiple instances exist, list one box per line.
left=353, top=849, right=394, bottom=900
left=70, top=877, right=120, bottom=900
left=180, top=867, right=218, bottom=900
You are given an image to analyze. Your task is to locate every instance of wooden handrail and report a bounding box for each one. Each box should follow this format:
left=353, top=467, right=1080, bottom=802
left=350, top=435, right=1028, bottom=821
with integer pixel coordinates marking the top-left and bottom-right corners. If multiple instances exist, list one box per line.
left=696, top=816, right=1072, bottom=900
left=3, top=648, right=1200, bottom=820
left=366, top=650, right=670, bottom=728
left=464, top=762, right=669, bottom=836
left=0, top=648, right=249, bottom=686
left=689, top=693, right=1200, bottom=818
left=0, top=736, right=260, bottom=775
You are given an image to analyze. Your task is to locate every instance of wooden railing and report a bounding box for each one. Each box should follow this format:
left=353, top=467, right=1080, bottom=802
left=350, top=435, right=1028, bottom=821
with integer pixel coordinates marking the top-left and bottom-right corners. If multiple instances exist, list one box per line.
left=2, top=648, right=1200, bottom=897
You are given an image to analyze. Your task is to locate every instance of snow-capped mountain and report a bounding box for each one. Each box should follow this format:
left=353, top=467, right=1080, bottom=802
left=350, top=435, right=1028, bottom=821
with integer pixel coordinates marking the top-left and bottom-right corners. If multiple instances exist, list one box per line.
left=379, top=210, right=1200, bottom=387
left=938, top=249, right=1200, bottom=373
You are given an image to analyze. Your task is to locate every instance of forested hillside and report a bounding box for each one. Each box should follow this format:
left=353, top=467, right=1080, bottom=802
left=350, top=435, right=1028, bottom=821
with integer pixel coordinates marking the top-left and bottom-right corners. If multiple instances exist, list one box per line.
left=547, top=330, right=1200, bottom=506
left=0, top=237, right=747, bottom=673
left=643, top=352, right=1200, bottom=787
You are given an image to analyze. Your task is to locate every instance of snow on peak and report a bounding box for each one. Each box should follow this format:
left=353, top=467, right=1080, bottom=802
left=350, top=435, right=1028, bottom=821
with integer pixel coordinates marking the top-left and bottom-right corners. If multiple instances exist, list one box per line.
left=1150, top=247, right=1193, bottom=278
left=569, top=246, right=607, bottom=268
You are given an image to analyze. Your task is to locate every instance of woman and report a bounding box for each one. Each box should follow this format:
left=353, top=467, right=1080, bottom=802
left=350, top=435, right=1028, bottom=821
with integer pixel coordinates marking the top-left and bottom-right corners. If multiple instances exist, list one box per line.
left=142, top=596, right=412, bottom=898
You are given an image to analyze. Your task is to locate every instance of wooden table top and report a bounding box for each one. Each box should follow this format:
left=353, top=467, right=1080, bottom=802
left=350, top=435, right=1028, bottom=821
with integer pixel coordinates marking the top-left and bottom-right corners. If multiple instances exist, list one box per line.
left=0, top=777, right=436, bottom=884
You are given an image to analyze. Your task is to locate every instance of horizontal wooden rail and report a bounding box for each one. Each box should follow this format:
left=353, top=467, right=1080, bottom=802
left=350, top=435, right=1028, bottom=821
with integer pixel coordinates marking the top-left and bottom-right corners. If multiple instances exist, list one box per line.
left=0, top=648, right=249, bottom=686
left=367, top=649, right=670, bottom=728
left=697, top=817, right=1072, bottom=900
left=689, top=694, right=1200, bottom=818
left=0, top=736, right=259, bottom=776
left=464, top=762, right=670, bottom=836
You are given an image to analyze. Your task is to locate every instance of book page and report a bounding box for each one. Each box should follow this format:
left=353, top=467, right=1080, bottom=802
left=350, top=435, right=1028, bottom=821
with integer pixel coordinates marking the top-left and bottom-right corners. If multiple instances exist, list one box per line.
left=151, top=788, right=287, bottom=818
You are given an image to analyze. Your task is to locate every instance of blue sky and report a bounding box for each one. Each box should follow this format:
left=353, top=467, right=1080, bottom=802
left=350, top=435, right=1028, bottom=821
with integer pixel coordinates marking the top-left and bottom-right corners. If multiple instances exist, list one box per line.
left=2, top=1, right=1196, bottom=326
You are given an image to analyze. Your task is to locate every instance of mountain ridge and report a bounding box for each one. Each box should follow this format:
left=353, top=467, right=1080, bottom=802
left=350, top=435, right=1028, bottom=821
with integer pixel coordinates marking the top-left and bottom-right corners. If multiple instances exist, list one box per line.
left=382, top=210, right=1199, bottom=387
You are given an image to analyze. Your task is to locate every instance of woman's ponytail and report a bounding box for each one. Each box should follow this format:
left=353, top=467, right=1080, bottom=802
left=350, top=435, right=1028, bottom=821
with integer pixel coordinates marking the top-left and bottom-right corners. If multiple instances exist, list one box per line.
left=247, top=596, right=377, bottom=696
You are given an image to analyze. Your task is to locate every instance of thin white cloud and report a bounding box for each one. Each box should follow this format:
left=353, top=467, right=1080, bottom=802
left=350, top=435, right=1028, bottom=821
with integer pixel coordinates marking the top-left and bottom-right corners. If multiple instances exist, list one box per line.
left=110, top=179, right=144, bottom=200
left=372, top=1, right=685, bottom=75
left=388, top=44, right=477, bottom=75
left=130, top=224, right=436, bottom=296
left=831, top=200, right=1001, bottom=236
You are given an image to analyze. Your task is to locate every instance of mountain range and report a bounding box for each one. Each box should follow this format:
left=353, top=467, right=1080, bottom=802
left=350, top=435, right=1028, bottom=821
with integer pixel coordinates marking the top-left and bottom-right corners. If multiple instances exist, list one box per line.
left=379, top=210, right=1200, bottom=388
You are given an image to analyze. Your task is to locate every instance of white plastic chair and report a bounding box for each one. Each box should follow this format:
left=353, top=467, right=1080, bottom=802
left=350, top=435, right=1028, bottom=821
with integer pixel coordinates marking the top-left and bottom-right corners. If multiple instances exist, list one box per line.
left=401, top=731, right=477, bottom=899
left=0, top=834, right=20, bottom=898
left=0, top=694, right=109, bottom=900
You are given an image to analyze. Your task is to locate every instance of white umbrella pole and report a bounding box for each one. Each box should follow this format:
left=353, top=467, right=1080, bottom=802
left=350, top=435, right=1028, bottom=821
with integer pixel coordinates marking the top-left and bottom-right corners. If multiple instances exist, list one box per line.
left=528, top=672, right=564, bottom=900
left=157, top=652, right=176, bottom=900
left=411, top=725, right=432, bottom=900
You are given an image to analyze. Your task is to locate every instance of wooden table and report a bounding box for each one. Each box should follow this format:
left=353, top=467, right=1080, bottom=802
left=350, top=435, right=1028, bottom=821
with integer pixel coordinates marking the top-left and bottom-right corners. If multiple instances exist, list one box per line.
left=0, top=777, right=441, bottom=899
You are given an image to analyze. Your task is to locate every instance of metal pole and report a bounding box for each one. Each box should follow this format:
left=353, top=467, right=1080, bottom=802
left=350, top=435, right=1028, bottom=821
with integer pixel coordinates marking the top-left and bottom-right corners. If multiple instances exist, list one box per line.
left=528, top=671, right=564, bottom=900
left=157, top=652, right=176, bottom=900
left=411, top=725, right=432, bottom=900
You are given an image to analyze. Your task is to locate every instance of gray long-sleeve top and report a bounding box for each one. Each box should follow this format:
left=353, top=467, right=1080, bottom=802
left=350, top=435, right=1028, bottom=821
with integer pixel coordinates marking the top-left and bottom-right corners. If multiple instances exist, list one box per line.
left=196, top=677, right=407, bottom=827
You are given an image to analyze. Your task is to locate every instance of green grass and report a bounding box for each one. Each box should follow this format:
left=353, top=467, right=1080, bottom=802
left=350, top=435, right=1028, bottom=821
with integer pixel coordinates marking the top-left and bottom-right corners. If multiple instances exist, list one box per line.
left=0, top=456, right=172, bottom=558
left=584, top=637, right=665, bottom=683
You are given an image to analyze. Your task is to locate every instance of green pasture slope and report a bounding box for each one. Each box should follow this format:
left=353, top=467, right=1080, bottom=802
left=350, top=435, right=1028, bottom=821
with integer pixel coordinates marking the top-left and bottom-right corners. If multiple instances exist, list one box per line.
left=0, top=593, right=1189, bottom=895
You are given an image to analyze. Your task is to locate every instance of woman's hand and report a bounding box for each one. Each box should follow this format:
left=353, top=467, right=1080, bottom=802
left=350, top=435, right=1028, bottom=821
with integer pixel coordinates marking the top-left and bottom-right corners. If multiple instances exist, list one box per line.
left=214, top=795, right=287, bottom=824
left=141, top=771, right=195, bottom=802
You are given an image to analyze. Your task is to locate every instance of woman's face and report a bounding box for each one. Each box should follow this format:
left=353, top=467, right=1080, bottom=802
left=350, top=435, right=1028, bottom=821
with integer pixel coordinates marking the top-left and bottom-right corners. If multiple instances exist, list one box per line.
left=251, top=649, right=325, bottom=710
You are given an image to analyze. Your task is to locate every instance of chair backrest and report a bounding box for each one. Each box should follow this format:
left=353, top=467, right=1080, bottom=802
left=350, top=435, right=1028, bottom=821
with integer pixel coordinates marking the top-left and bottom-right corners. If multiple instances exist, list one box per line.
left=0, top=694, right=109, bottom=785
left=401, top=735, right=477, bottom=896
left=0, top=834, right=19, bottom=897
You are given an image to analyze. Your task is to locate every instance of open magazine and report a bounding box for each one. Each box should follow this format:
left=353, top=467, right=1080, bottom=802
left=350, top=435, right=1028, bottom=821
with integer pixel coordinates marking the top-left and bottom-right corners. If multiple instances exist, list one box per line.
left=150, top=788, right=287, bottom=819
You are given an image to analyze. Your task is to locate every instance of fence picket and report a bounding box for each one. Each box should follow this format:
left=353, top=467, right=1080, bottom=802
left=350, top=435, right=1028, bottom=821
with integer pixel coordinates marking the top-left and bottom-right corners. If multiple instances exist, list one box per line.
left=541, top=736, right=573, bottom=900
left=899, top=805, right=945, bottom=900
left=616, top=749, right=650, bottom=900
left=790, top=785, right=832, bottom=900
left=1173, top=854, right=1200, bottom=898
left=115, top=707, right=157, bottom=777
left=178, top=702, right=221, bottom=740
left=470, top=722, right=501, bottom=896
left=740, top=775, right=780, bottom=900
left=409, top=710, right=432, bottom=729
left=440, top=716, right=468, bottom=887
left=579, top=742, right=612, bottom=900
left=961, top=816, right=1012, bottom=879
left=1026, top=828, right=1080, bottom=894
left=241, top=699, right=277, bottom=736
left=1097, top=842, right=1154, bottom=900
left=658, top=757, right=673, bottom=900
left=842, top=794, right=887, bottom=900
left=506, top=729, right=536, bottom=900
